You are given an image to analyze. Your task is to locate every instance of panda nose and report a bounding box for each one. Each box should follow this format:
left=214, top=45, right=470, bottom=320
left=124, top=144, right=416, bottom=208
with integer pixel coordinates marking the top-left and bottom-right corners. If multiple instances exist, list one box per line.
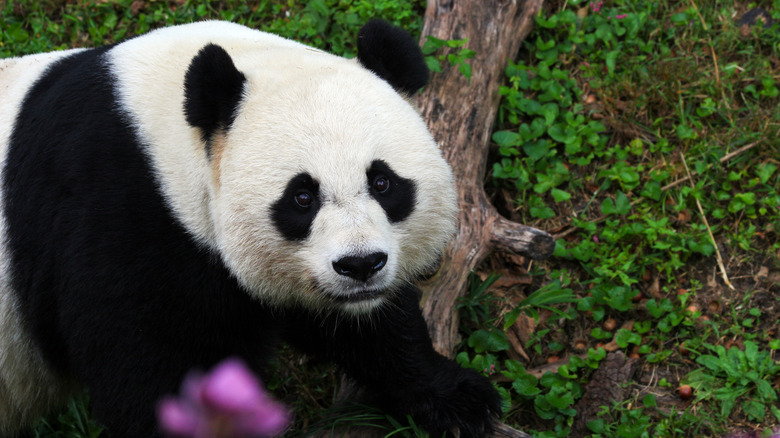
left=332, top=252, right=388, bottom=282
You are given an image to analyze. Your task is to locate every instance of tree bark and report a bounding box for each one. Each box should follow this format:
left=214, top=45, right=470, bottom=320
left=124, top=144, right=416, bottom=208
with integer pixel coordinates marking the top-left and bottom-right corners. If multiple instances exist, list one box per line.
left=416, top=0, right=551, bottom=358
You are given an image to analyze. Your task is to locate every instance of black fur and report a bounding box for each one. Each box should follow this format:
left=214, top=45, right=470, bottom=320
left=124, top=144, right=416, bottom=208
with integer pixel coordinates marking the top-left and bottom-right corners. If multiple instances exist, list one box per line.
left=367, top=159, right=416, bottom=223
left=271, top=172, right=321, bottom=241
left=285, top=285, right=502, bottom=438
left=3, top=23, right=499, bottom=438
left=357, top=19, right=429, bottom=94
left=184, top=43, right=246, bottom=155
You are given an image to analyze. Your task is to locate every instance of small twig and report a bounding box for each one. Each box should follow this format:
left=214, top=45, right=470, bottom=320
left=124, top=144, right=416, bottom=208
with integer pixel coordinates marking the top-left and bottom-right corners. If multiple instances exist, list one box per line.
left=660, top=175, right=693, bottom=193
left=553, top=142, right=760, bottom=240
left=688, top=0, right=708, bottom=30
left=679, top=151, right=735, bottom=290
left=492, top=422, right=534, bottom=438
left=526, top=354, right=587, bottom=378
left=719, top=141, right=759, bottom=163
left=660, top=142, right=758, bottom=192
left=689, top=0, right=730, bottom=107
left=708, top=42, right=730, bottom=109
left=709, top=44, right=721, bottom=85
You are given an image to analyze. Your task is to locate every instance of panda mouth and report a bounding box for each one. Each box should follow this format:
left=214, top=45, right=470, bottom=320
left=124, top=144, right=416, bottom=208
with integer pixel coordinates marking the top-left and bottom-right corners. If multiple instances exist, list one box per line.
left=326, top=289, right=385, bottom=303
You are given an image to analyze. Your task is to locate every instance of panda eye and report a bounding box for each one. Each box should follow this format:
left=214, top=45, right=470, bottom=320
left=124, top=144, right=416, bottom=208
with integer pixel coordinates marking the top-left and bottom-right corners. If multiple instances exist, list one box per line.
left=372, top=175, right=391, bottom=194
left=294, top=190, right=313, bottom=208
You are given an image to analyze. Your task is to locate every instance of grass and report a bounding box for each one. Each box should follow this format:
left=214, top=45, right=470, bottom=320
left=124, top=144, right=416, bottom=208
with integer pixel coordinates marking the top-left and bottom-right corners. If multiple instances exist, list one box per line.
left=2, top=0, right=779, bottom=437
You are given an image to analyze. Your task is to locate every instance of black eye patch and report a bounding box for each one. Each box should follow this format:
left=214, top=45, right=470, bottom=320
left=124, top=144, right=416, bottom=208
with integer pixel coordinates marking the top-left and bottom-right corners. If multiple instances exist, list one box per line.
left=367, top=160, right=416, bottom=223
left=271, top=173, right=321, bottom=241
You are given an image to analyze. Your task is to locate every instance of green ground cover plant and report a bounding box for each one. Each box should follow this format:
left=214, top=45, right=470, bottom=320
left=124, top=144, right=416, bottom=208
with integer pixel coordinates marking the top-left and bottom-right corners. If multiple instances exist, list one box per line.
left=466, top=0, right=779, bottom=436
left=1, top=0, right=425, bottom=58
left=2, top=0, right=778, bottom=437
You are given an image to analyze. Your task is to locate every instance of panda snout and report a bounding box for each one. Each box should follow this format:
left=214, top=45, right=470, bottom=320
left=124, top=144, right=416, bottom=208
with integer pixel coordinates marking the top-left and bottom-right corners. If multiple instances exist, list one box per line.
left=332, top=252, right=388, bottom=283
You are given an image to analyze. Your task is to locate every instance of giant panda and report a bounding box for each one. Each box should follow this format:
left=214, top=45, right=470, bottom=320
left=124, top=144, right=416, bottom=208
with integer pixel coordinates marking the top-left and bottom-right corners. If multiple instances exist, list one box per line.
left=0, top=19, right=501, bottom=438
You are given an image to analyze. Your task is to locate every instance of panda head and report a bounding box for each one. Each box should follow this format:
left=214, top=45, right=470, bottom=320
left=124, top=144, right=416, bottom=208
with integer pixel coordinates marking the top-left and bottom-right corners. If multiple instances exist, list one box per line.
left=183, top=20, right=457, bottom=313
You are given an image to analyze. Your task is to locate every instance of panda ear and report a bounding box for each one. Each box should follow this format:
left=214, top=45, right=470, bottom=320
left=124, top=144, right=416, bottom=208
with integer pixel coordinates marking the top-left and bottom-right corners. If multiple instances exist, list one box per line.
left=357, top=19, right=429, bottom=95
left=184, top=44, right=246, bottom=154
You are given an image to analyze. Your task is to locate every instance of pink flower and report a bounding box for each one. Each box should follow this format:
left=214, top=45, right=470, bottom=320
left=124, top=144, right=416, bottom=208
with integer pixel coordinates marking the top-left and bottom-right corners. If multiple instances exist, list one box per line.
left=590, top=1, right=603, bottom=13
left=158, top=358, right=290, bottom=438
left=615, top=13, right=628, bottom=19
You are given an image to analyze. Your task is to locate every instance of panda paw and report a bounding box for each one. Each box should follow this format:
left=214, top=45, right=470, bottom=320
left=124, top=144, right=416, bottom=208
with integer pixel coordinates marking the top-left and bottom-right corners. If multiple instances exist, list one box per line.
left=406, top=363, right=502, bottom=438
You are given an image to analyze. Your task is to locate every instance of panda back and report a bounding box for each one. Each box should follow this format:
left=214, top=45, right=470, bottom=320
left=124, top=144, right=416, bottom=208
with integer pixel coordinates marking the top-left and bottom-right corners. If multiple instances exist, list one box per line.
left=0, top=50, right=83, bottom=169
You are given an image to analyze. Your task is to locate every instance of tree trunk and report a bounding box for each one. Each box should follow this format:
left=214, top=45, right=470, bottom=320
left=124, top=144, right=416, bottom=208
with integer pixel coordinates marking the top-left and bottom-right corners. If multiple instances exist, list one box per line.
left=416, top=0, right=551, bottom=357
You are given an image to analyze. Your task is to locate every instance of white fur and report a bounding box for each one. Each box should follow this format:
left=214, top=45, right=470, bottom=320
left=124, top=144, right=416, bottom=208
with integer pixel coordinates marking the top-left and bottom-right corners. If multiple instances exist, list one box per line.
left=108, top=21, right=458, bottom=310
left=0, top=50, right=83, bottom=436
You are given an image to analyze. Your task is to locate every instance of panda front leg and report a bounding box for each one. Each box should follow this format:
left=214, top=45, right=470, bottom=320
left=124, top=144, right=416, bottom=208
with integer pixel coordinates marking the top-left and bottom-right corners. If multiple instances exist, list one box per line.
left=284, top=284, right=501, bottom=438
